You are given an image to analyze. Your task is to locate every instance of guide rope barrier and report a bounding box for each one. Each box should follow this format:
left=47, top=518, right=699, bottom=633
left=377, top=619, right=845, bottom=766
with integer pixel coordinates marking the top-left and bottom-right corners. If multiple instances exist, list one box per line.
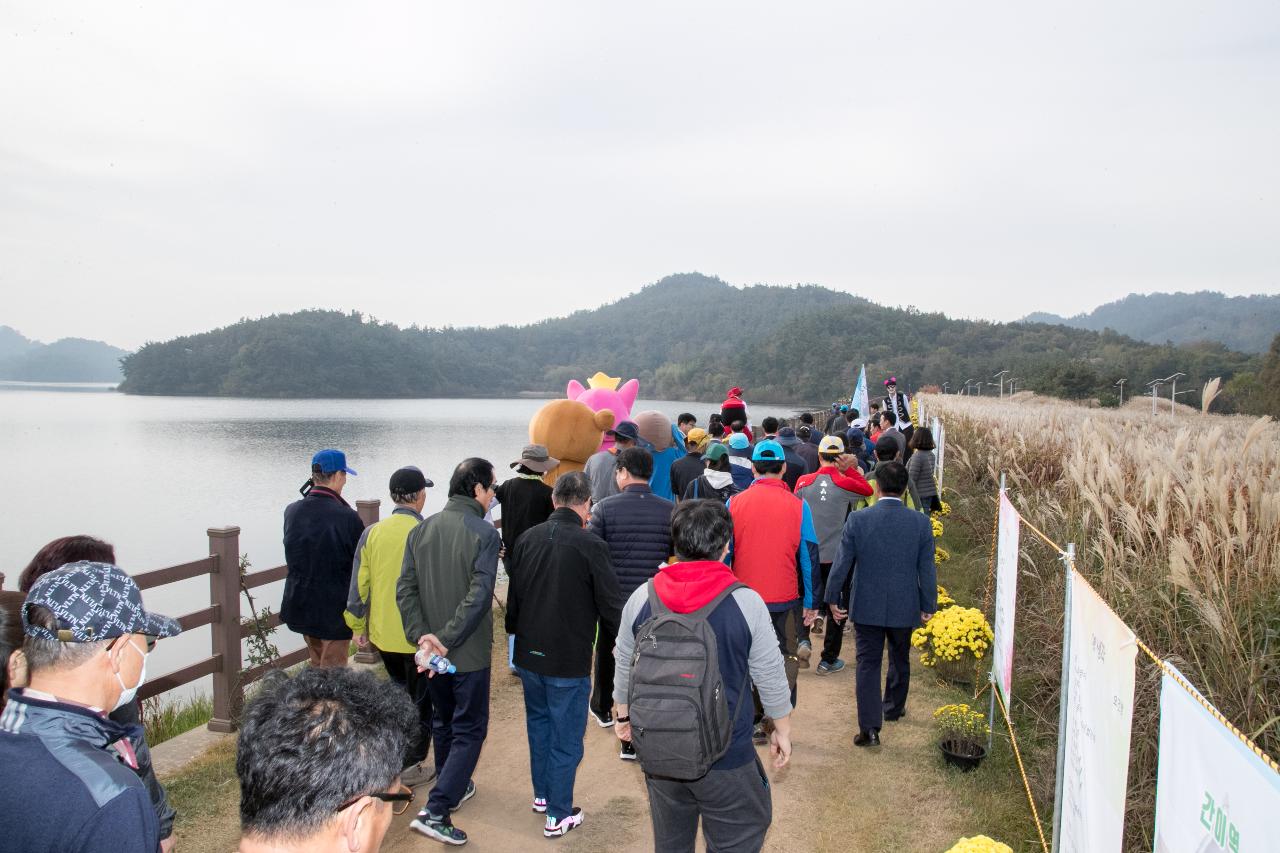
left=993, top=685, right=1051, bottom=853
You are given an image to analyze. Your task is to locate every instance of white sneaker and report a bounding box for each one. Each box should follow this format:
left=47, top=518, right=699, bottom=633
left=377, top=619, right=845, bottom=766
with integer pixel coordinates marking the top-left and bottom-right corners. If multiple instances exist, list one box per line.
left=544, top=807, right=584, bottom=838
left=590, top=708, right=614, bottom=728
left=532, top=796, right=547, bottom=814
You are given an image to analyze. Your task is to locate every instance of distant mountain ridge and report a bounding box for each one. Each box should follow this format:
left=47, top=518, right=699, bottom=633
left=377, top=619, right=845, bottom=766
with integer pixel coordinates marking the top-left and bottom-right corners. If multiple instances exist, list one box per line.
left=119, top=273, right=1268, bottom=411
left=0, top=326, right=128, bottom=382
left=1022, top=291, right=1280, bottom=353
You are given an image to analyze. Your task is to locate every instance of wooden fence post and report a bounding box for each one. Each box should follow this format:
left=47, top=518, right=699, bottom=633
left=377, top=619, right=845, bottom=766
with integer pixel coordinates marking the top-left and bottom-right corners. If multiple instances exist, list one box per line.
left=352, top=500, right=383, bottom=664
left=208, top=526, right=244, bottom=733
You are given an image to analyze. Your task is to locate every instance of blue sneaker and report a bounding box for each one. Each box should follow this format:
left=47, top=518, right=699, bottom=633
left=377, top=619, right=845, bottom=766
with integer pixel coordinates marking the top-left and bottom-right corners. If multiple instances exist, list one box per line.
left=410, top=812, right=468, bottom=845
left=452, top=779, right=476, bottom=811
left=815, top=659, right=845, bottom=676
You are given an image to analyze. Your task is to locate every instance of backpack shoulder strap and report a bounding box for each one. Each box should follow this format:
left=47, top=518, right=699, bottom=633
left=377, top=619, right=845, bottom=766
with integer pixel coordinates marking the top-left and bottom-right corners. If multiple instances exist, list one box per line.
left=646, top=580, right=670, bottom=618
left=689, top=581, right=747, bottom=622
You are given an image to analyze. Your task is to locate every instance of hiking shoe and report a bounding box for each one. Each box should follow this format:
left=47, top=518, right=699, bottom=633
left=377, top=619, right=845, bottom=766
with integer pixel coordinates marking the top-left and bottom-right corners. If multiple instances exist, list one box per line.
left=590, top=708, right=614, bottom=728
left=815, top=659, right=845, bottom=676
left=811, top=616, right=825, bottom=636
left=797, top=640, right=812, bottom=669
left=410, top=812, right=468, bottom=845
left=452, top=780, right=476, bottom=811
left=752, top=723, right=768, bottom=745
left=532, top=796, right=547, bottom=814
left=619, top=740, right=637, bottom=761
left=544, top=807, right=584, bottom=837
left=401, top=761, right=437, bottom=789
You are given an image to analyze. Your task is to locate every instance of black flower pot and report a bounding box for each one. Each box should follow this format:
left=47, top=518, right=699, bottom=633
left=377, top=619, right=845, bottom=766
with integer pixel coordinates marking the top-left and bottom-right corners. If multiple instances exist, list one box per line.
left=940, top=739, right=987, bottom=772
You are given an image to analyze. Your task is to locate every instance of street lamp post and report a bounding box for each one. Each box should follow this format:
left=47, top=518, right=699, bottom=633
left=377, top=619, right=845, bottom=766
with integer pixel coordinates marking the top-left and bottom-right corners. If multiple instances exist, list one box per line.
left=994, top=369, right=1010, bottom=400
left=1165, top=372, right=1186, bottom=414
left=1145, top=379, right=1163, bottom=416
left=1115, top=378, right=1126, bottom=407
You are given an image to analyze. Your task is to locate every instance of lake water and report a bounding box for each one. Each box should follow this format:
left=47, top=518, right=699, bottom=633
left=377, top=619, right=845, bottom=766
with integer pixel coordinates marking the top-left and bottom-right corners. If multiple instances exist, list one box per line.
left=0, top=384, right=800, bottom=699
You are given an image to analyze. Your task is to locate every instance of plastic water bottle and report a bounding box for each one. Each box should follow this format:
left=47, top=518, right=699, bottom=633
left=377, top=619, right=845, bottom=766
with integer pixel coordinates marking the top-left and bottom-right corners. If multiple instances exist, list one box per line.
left=414, top=650, right=456, bottom=675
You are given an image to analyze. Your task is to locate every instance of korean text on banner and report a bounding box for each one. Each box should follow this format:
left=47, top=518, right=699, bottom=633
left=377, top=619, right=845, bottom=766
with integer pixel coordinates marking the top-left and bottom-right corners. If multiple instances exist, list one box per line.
left=992, top=492, right=1020, bottom=702
left=1152, top=663, right=1280, bottom=853
left=1057, top=573, right=1138, bottom=853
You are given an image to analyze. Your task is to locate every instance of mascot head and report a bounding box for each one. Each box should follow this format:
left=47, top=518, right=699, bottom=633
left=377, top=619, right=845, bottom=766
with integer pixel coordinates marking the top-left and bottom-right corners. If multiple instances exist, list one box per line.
left=567, top=373, right=640, bottom=452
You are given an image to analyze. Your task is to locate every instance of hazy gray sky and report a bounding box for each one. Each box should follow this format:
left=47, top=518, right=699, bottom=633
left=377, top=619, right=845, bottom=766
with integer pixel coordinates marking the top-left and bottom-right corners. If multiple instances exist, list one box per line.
left=3, top=2, right=1278, bottom=350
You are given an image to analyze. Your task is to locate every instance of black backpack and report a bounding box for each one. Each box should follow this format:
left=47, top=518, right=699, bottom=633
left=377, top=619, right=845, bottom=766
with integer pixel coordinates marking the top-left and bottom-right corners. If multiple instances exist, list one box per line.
left=627, top=580, right=748, bottom=780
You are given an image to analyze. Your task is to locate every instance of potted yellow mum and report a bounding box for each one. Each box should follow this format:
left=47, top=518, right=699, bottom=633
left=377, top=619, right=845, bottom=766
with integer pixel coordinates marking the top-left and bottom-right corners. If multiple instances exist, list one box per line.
left=934, top=703, right=989, bottom=771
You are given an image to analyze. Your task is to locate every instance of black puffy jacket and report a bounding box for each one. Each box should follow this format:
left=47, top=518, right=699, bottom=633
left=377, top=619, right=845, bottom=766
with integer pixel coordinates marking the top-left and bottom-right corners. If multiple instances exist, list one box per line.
left=587, top=484, right=675, bottom=596
left=281, top=487, right=365, bottom=640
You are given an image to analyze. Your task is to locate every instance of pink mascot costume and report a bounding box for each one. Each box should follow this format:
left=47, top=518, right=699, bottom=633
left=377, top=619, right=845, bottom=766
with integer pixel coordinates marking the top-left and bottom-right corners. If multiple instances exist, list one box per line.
left=567, top=372, right=640, bottom=452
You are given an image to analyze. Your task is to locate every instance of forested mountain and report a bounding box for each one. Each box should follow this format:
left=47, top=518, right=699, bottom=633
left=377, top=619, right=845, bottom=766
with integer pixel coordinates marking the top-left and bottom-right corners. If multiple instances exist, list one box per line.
left=119, top=273, right=1272, bottom=413
left=0, top=326, right=128, bottom=382
left=1023, top=291, right=1280, bottom=353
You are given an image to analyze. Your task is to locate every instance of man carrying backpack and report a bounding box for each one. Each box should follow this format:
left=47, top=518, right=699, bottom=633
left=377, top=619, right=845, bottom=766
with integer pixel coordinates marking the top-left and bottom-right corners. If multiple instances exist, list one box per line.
left=612, top=500, right=792, bottom=853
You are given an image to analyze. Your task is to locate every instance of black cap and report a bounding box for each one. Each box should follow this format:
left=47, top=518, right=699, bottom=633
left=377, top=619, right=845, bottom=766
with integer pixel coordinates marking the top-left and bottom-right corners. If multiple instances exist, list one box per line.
left=606, top=421, right=641, bottom=442
left=389, top=466, right=432, bottom=494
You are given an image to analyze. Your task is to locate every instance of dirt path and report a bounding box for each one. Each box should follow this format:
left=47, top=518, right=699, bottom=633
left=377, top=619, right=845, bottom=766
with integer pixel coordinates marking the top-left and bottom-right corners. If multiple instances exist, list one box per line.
left=168, top=628, right=989, bottom=853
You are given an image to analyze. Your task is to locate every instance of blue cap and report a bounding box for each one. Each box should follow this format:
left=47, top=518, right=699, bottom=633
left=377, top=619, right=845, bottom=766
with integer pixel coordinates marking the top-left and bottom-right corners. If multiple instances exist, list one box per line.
left=751, top=439, right=786, bottom=463
left=312, top=449, right=357, bottom=476
left=727, top=433, right=751, bottom=450
left=23, top=561, right=182, bottom=642
left=840, top=404, right=849, bottom=412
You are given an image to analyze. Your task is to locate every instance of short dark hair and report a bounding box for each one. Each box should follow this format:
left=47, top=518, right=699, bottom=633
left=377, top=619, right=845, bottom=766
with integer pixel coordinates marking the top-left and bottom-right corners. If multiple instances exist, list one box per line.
left=882, top=410, right=897, bottom=425
left=870, top=401, right=881, bottom=411
left=705, top=453, right=731, bottom=473
left=552, top=471, right=592, bottom=506
left=730, top=420, right=744, bottom=433
left=799, top=412, right=815, bottom=425
left=761, top=416, right=779, bottom=434
left=448, top=458, right=495, bottom=499
left=708, top=421, right=725, bottom=438
left=874, top=440, right=898, bottom=462
left=19, top=535, right=116, bottom=593
left=237, top=667, right=415, bottom=839
left=671, top=500, right=734, bottom=562
left=876, top=461, right=909, bottom=496
left=752, top=460, right=784, bottom=477
left=614, top=447, right=653, bottom=480
left=849, top=408, right=860, bottom=419
left=677, top=413, right=696, bottom=426
left=909, top=426, right=935, bottom=451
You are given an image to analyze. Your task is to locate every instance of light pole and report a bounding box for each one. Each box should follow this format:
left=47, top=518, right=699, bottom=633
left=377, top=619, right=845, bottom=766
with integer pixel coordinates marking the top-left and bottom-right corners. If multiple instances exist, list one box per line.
left=942, top=382, right=950, bottom=394
left=1165, top=372, right=1186, bottom=414
left=1008, top=378, right=1018, bottom=394
left=994, top=369, right=1010, bottom=400
left=964, top=378, right=976, bottom=396
left=1145, top=378, right=1163, bottom=416
left=1115, top=378, right=1126, bottom=407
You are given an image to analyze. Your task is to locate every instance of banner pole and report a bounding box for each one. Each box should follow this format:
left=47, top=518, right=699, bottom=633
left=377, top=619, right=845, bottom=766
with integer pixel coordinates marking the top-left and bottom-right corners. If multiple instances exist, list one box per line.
left=989, top=473, right=1006, bottom=751
left=1050, top=542, right=1075, bottom=853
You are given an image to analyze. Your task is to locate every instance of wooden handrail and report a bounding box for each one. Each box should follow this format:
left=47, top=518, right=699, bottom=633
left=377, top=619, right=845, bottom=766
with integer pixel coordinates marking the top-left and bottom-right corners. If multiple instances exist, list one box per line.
left=177, top=604, right=220, bottom=633
left=239, top=609, right=282, bottom=639
left=240, top=647, right=309, bottom=688
left=242, top=564, right=287, bottom=589
left=137, top=655, right=221, bottom=702
left=134, top=556, right=216, bottom=591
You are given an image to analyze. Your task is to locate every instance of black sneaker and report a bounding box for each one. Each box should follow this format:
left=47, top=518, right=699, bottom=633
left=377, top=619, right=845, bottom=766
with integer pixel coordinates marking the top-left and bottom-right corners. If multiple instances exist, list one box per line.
left=544, top=806, right=585, bottom=837
left=410, top=811, right=468, bottom=845
left=619, top=740, right=637, bottom=761
left=590, top=708, right=614, bottom=728
left=752, top=723, right=768, bottom=745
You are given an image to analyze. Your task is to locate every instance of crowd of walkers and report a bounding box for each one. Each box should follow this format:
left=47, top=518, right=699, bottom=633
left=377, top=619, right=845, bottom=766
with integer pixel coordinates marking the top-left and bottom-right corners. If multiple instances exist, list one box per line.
left=0, top=381, right=939, bottom=853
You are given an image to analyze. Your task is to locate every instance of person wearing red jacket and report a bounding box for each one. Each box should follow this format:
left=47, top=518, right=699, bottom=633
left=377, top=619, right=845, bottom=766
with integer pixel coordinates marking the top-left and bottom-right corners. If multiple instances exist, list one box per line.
left=719, top=387, right=753, bottom=443
left=793, top=436, right=873, bottom=675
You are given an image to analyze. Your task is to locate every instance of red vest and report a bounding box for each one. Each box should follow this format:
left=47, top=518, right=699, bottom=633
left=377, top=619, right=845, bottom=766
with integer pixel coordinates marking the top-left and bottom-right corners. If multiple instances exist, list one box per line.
left=727, top=478, right=802, bottom=605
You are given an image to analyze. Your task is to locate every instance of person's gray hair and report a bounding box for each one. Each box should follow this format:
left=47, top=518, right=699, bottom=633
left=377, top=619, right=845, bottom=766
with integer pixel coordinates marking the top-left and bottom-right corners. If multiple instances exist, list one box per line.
left=22, top=604, right=108, bottom=672
left=390, top=489, right=421, bottom=505
left=552, top=471, right=592, bottom=507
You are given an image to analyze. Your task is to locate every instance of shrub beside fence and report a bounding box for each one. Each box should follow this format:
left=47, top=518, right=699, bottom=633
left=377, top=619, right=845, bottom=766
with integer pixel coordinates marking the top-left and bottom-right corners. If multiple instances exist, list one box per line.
left=132, top=499, right=381, bottom=732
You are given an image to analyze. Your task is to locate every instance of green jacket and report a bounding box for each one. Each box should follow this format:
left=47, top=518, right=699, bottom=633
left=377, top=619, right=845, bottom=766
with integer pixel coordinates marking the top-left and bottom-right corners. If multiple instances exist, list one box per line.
left=344, top=507, right=422, bottom=654
left=397, top=495, right=501, bottom=673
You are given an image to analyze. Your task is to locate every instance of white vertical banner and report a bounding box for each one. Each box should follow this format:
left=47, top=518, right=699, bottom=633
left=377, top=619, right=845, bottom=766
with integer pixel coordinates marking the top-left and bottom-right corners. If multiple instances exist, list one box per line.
left=852, top=364, right=869, bottom=422
left=1152, top=663, right=1280, bottom=853
left=992, top=492, right=1020, bottom=703
left=933, top=416, right=945, bottom=490
left=1057, top=573, right=1138, bottom=853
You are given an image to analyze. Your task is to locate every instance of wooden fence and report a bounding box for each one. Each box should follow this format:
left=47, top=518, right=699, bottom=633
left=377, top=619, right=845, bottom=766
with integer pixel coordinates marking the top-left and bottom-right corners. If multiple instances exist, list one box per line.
left=131, top=499, right=382, bottom=732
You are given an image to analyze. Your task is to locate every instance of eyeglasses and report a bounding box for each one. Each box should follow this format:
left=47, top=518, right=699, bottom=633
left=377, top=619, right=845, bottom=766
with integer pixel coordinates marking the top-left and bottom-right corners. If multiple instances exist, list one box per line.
left=143, top=635, right=158, bottom=653
left=335, top=783, right=415, bottom=816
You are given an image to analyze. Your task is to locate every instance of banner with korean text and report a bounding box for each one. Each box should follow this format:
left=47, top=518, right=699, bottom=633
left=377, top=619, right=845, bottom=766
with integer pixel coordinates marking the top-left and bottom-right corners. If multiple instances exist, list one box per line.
left=1152, top=663, right=1280, bottom=853
left=991, top=492, right=1020, bottom=702
left=1056, top=573, right=1137, bottom=853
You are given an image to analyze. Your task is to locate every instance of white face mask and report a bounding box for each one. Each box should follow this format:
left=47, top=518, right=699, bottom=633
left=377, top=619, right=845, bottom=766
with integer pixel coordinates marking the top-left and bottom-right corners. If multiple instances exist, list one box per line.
left=112, top=638, right=148, bottom=712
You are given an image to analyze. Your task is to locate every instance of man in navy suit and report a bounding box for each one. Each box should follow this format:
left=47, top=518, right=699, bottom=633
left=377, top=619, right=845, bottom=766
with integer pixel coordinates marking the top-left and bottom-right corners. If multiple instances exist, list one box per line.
left=824, top=461, right=937, bottom=747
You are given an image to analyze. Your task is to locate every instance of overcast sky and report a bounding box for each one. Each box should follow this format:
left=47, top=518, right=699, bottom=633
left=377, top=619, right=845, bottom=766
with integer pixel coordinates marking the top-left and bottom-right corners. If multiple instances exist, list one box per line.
left=3, top=2, right=1278, bottom=350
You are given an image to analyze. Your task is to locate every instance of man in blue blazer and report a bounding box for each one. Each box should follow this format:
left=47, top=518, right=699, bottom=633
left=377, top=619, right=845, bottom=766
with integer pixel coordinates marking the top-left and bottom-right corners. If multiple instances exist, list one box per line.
left=824, top=461, right=937, bottom=746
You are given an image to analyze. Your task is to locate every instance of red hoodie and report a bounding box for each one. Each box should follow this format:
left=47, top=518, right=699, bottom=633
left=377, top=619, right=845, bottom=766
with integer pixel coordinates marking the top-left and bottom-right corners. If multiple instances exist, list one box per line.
left=652, top=560, right=739, bottom=613
left=793, top=464, right=873, bottom=496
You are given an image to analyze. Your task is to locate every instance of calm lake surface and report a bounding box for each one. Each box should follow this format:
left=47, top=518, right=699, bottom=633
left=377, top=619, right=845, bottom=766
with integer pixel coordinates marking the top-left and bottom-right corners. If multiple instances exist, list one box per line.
left=0, top=384, right=799, bottom=698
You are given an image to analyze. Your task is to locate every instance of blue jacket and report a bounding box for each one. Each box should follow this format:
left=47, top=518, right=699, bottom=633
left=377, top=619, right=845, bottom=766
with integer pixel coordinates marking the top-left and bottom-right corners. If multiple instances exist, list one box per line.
left=824, top=498, right=938, bottom=628
left=588, top=484, right=675, bottom=596
left=282, top=486, right=366, bottom=640
left=0, top=690, right=160, bottom=853
left=647, top=446, right=683, bottom=502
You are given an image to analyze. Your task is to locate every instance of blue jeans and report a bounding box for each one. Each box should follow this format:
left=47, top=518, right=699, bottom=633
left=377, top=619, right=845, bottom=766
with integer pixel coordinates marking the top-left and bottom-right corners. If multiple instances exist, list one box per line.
left=516, top=667, right=590, bottom=822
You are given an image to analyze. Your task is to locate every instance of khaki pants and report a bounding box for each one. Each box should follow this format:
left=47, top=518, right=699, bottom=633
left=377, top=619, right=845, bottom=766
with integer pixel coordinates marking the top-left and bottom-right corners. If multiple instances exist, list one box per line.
left=304, top=635, right=350, bottom=667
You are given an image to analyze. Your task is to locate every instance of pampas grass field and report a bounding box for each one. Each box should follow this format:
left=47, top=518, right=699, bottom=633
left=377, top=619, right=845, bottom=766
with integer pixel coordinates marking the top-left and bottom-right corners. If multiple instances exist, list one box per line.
left=924, top=393, right=1279, bottom=852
